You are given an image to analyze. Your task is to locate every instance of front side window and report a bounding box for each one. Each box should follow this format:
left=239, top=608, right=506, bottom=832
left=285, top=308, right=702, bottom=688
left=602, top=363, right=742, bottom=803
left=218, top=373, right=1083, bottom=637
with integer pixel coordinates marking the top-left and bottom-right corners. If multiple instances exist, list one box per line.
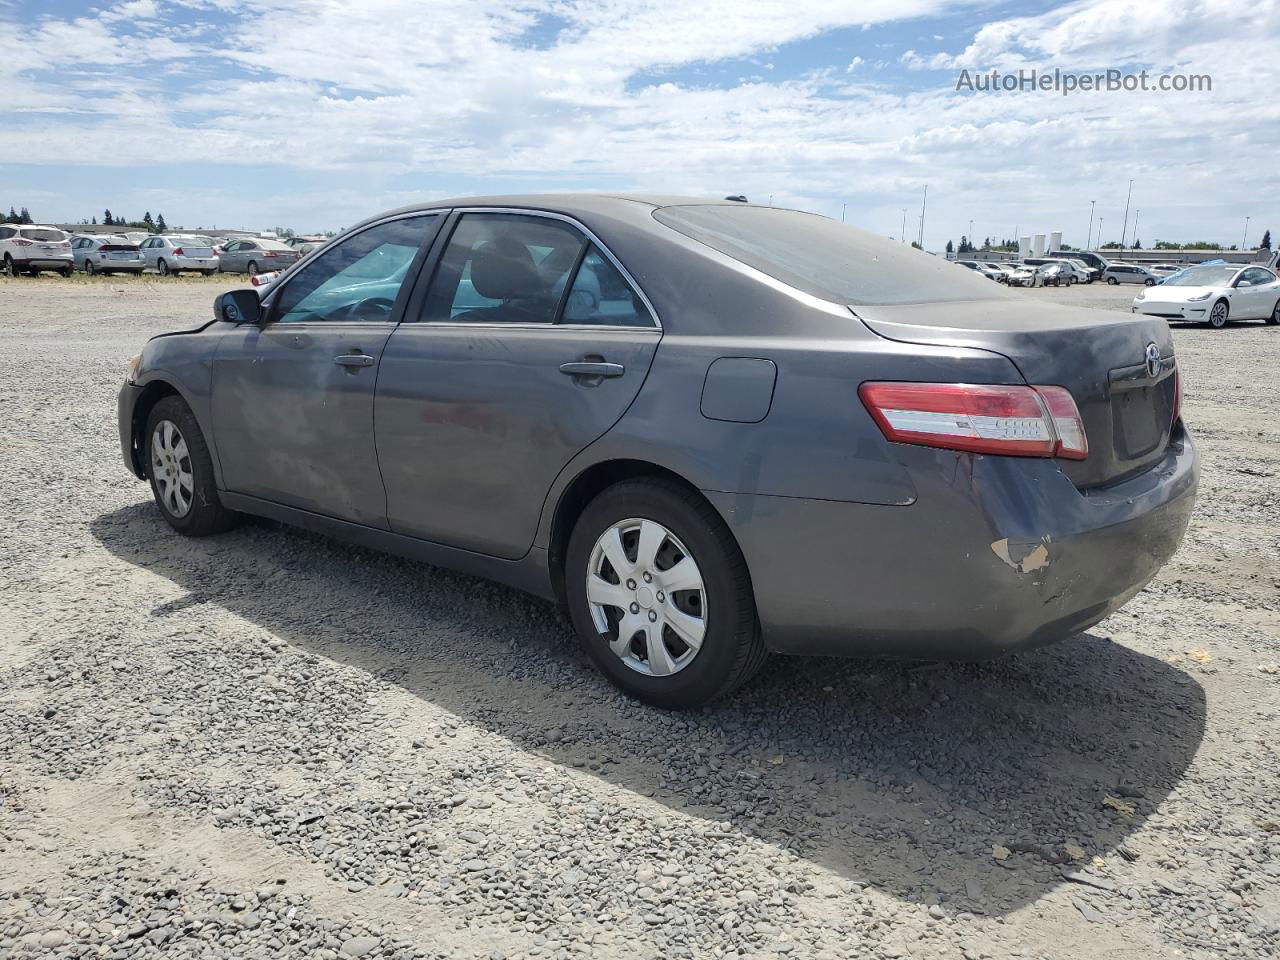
left=562, top=245, right=655, bottom=327
left=271, top=215, right=436, bottom=324
left=421, top=213, right=585, bottom=324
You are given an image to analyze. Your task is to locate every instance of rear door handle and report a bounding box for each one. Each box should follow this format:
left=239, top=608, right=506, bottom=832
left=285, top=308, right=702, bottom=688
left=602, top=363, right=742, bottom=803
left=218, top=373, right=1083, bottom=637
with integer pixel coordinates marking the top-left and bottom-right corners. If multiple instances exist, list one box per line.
left=334, top=353, right=376, bottom=368
left=559, top=361, right=625, bottom=378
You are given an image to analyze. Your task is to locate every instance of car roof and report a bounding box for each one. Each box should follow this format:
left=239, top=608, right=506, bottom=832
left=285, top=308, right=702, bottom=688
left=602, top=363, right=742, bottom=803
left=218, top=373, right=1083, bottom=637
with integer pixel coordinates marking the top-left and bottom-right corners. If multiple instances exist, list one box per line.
left=374, top=192, right=763, bottom=225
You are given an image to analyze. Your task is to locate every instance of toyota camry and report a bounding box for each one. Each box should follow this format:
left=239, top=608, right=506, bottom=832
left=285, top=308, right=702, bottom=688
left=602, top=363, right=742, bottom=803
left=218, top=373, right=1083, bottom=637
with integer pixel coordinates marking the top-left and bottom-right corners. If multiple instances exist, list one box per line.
left=118, top=195, right=1198, bottom=708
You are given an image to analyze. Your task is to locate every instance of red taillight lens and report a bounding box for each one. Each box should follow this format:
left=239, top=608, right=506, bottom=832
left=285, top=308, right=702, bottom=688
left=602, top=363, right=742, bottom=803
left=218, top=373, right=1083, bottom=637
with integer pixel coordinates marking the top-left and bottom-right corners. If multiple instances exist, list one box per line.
left=12, top=238, right=31, bottom=246
left=859, top=382, right=1088, bottom=461
left=172, top=247, right=184, bottom=256
left=264, top=250, right=278, bottom=257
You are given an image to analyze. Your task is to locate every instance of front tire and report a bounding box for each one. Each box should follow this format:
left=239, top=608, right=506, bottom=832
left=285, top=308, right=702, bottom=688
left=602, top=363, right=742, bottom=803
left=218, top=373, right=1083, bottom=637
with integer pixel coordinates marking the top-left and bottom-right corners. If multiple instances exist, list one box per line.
left=565, top=478, right=766, bottom=709
left=144, top=396, right=239, bottom=537
left=1107, top=276, right=1118, bottom=285
left=1144, top=278, right=1155, bottom=286
left=1209, top=300, right=1229, bottom=329
left=2, top=256, right=16, bottom=278
left=1267, top=300, right=1280, bottom=325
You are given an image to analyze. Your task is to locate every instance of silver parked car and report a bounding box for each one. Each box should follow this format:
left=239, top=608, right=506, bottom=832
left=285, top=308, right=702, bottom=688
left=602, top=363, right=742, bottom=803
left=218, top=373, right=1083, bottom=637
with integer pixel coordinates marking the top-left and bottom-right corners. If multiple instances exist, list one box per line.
left=117, top=194, right=1197, bottom=708
left=217, top=238, right=301, bottom=276
left=1104, top=263, right=1159, bottom=286
left=139, top=236, right=219, bottom=276
left=72, top=235, right=145, bottom=276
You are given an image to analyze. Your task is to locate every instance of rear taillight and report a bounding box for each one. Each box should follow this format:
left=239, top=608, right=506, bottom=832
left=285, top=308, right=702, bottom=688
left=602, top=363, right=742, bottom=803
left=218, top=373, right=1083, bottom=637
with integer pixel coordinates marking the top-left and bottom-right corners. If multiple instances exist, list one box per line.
left=1172, top=364, right=1182, bottom=425
left=172, top=247, right=184, bottom=256
left=12, top=238, right=31, bottom=247
left=264, top=250, right=278, bottom=257
left=859, top=382, right=1088, bottom=461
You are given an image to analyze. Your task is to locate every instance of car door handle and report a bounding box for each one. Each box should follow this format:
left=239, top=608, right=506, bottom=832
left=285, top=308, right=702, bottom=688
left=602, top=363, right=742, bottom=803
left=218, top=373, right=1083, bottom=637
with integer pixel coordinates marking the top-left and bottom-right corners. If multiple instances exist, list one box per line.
left=334, top=354, right=376, bottom=368
left=559, top=361, right=625, bottom=378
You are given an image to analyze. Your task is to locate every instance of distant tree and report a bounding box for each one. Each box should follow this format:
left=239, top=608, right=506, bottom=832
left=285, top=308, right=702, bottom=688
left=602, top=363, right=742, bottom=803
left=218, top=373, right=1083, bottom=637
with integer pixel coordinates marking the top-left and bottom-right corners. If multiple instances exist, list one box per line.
left=1262, top=229, right=1272, bottom=250
left=3, top=207, right=15, bottom=223
left=156, top=213, right=167, bottom=233
left=1154, top=240, right=1182, bottom=250
left=982, top=236, right=991, bottom=250
left=18, top=207, right=32, bottom=224
left=1100, top=241, right=1123, bottom=249
left=945, top=239, right=955, bottom=254
left=142, top=211, right=155, bottom=231
left=91, top=215, right=97, bottom=225
left=1132, top=238, right=1142, bottom=250
left=1059, top=242, right=1075, bottom=250
left=1228, top=244, right=1238, bottom=251
left=104, top=209, right=114, bottom=226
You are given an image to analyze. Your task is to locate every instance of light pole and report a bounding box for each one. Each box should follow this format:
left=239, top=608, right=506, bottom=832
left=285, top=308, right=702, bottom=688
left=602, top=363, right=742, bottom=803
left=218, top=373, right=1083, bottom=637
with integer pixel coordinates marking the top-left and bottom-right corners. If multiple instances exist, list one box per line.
left=968, top=219, right=973, bottom=250
left=1243, top=215, right=1251, bottom=250
left=917, top=184, right=928, bottom=248
left=1120, top=179, right=1134, bottom=249
left=1087, top=200, right=1096, bottom=251
left=1132, top=209, right=1140, bottom=248
left=901, top=208, right=908, bottom=243
left=841, top=203, right=846, bottom=223
left=1097, top=217, right=1103, bottom=251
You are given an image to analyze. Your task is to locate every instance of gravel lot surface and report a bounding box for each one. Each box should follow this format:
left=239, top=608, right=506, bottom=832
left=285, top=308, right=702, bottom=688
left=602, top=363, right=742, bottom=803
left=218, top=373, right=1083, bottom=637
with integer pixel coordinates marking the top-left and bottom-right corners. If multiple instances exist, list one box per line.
left=1, top=275, right=1278, bottom=959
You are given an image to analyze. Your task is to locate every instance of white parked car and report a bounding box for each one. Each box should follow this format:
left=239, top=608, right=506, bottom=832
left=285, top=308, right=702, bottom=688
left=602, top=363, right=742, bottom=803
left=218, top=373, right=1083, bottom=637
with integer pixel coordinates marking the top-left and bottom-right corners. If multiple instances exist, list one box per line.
left=1005, top=264, right=1039, bottom=287
left=71, top=235, right=145, bottom=276
left=954, top=260, right=1005, bottom=282
left=1132, top=264, right=1280, bottom=328
left=139, top=235, right=219, bottom=276
left=0, top=224, right=74, bottom=277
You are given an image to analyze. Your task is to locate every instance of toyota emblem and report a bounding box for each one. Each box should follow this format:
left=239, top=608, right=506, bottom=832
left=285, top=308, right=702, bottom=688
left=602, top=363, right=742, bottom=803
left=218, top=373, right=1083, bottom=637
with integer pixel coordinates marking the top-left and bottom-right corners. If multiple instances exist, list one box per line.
left=1144, top=342, right=1161, bottom=379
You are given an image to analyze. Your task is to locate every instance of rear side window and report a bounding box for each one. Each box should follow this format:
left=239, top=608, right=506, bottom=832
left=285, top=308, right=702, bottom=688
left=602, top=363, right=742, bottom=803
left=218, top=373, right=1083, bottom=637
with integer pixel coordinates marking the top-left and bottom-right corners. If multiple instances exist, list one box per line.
left=652, top=204, right=1010, bottom=306
left=562, top=246, right=654, bottom=327
left=20, top=228, right=65, bottom=242
left=422, top=213, right=585, bottom=324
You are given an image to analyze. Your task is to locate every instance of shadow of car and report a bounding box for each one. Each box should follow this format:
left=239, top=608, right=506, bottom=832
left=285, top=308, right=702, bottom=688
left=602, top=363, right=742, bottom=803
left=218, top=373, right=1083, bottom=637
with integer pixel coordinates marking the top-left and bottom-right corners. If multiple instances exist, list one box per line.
left=91, top=501, right=1206, bottom=917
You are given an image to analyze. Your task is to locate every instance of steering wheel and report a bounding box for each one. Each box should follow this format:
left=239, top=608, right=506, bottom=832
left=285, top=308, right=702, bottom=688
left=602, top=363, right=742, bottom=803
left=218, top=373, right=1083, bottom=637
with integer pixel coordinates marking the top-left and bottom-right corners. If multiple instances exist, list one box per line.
left=344, top=297, right=394, bottom=323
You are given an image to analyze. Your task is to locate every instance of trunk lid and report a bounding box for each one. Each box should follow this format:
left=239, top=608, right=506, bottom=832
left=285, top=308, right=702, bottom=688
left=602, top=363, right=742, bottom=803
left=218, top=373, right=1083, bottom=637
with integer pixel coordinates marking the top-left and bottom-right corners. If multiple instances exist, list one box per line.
left=854, top=299, right=1177, bottom=488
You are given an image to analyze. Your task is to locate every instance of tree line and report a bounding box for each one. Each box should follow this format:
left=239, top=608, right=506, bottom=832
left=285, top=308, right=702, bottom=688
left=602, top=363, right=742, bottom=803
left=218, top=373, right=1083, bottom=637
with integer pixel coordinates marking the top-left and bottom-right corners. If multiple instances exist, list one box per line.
left=2, top=206, right=170, bottom=232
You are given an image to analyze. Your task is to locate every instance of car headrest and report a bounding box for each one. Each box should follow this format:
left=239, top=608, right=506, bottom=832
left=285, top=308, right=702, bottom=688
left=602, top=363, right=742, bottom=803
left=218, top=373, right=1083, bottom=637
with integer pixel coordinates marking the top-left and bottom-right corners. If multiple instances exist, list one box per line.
left=469, top=237, right=540, bottom=300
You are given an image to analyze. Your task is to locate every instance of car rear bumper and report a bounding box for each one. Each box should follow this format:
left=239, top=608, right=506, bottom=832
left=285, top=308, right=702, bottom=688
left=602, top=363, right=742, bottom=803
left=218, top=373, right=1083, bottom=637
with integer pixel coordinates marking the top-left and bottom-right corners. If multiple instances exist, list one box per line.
left=12, top=256, right=73, bottom=268
left=706, top=425, right=1198, bottom=659
left=166, top=258, right=219, bottom=270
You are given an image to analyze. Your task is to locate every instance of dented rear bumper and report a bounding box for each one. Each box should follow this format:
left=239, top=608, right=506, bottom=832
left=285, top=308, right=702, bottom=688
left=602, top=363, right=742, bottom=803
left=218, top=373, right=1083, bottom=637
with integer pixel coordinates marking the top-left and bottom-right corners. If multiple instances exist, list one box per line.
left=704, top=423, right=1198, bottom=658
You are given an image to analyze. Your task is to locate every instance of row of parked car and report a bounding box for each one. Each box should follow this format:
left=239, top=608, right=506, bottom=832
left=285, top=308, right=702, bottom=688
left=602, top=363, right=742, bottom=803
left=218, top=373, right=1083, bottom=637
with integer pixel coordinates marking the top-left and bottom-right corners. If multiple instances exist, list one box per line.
left=954, top=249, right=1279, bottom=289
left=0, top=224, right=326, bottom=278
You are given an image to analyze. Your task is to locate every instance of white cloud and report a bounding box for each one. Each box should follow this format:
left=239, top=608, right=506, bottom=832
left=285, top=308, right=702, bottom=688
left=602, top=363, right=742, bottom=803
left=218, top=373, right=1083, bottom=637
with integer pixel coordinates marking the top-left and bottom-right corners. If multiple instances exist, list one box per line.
left=1, top=0, right=1277, bottom=244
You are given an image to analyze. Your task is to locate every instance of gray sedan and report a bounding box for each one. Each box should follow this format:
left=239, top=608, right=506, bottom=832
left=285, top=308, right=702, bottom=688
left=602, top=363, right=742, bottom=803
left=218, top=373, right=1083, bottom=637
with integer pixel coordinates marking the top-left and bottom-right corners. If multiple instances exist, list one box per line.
left=117, top=195, right=1197, bottom=708
left=217, top=238, right=301, bottom=275
left=72, top=235, right=145, bottom=275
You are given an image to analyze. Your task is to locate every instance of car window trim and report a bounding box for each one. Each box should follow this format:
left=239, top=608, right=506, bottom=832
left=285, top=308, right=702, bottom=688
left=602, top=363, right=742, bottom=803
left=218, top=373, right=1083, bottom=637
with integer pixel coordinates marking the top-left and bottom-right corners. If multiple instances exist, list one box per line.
left=407, top=206, right=662, bottom=330
left=259, top=210, right=445, bottom=327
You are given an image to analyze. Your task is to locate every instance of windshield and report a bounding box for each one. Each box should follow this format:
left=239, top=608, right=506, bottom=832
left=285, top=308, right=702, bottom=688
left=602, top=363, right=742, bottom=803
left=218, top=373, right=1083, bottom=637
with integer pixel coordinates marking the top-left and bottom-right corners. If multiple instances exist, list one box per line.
left=1161, top=265, right=1240, bottom=286
left=652, top=204, right=1011, bottom=305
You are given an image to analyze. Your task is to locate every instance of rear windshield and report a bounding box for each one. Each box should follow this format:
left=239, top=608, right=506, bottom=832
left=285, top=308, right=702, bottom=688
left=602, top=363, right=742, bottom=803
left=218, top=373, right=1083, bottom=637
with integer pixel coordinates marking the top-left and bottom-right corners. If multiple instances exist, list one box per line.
left=173, top=237, right=213, bottom=246
left=652, top=204, right=1011, bottom=306
left=20, top=228, right=65, bottom=242
left=259, top=239, right=293, bottom=251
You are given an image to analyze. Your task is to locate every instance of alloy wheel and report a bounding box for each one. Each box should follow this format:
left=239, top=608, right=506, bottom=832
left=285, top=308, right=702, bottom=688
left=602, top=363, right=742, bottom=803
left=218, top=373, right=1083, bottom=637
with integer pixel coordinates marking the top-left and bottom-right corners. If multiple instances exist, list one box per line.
left=585, top=518, right=707, bottom=677
left=1210, top=302, right=1228, bottom=328
left=151, top=419, right=194, bottom=518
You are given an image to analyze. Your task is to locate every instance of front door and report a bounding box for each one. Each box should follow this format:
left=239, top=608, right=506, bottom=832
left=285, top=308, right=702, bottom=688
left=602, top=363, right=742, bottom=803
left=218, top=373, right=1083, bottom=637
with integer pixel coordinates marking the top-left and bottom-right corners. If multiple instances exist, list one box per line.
left=375, top=212, right=661, bottom=559
left=210, top=213, right=441, bottom=526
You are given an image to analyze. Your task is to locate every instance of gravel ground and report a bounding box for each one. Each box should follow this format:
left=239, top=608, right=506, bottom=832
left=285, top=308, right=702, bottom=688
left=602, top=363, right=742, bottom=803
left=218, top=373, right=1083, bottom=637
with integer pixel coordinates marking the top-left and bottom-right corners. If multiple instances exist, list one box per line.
left=1, top=275, right=1277, bottom=959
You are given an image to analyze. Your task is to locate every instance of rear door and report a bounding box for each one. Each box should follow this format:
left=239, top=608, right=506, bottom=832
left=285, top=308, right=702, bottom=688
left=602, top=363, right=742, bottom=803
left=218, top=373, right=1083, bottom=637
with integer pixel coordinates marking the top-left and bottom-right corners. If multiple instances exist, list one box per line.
left=375, top=210, right=661, bottom=560
left=210, top=213, right=441, bottom=526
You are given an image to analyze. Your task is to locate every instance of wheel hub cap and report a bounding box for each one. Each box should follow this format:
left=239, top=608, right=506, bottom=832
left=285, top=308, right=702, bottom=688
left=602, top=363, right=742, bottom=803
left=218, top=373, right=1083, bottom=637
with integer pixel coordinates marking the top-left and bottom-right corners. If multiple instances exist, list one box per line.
left=151, top=419, right=194, bottom=518
left=586, top=518, right=707, bottom=677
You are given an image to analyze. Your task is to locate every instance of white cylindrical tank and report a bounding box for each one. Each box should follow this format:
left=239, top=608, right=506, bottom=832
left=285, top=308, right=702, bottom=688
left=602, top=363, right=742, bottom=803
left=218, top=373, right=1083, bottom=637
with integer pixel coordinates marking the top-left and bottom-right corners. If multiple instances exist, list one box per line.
left=1033, top=233, right=1047, bottom=256
left=1049, top=230, right=1063, bottom=252
left=1019, top=236, right=1031, bottom=259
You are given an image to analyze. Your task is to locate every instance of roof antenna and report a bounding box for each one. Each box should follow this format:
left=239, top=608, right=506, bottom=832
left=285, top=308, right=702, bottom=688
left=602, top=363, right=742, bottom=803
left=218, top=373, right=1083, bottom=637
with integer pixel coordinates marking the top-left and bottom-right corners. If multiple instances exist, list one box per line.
left=724, top=195, right=748, bottom=203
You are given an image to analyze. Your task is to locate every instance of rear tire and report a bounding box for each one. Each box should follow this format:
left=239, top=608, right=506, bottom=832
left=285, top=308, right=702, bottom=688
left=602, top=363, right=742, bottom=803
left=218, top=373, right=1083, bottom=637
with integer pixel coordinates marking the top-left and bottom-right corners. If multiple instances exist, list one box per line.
left=565, top=478, right=767, bottom=709
left=60, top=266, right=72, bottom=278
left=1267, top=300, right=1280, bottom=325
left=85, top=260, right=96, bottom=276
left=1209, top=300, right=1229, bottom=329
left=247, top=261, right=259, bottom=277
left=1144, top=278, right=1155, bottom=286
left=2, top=256, right=16, bottom=278
left=144, top=396, right=240, bottom=537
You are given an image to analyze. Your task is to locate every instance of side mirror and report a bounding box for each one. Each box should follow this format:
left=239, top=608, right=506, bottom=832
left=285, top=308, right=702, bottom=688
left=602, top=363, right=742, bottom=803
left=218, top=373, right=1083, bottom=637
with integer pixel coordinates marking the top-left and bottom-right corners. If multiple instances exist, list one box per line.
left=215, top=289, right=263, bottom=325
